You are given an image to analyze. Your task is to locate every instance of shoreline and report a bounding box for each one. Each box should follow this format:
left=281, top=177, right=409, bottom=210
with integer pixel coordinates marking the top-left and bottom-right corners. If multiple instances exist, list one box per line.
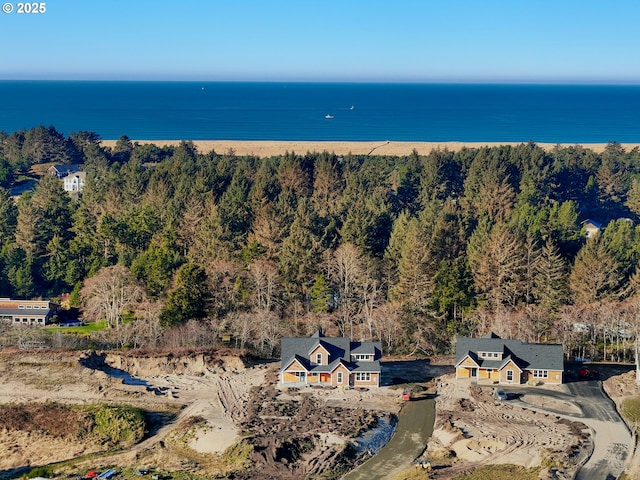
left=100, top=140, right=640, bottom=157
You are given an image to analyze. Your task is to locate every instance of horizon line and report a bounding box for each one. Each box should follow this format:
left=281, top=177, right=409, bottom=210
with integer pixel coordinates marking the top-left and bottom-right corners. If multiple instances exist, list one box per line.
left=1, top=77, right=640, bottom=86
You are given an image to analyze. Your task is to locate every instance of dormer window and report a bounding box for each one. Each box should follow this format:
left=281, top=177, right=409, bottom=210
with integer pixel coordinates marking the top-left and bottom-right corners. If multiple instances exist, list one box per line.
left=478, top=351, right=501, bottom=359
left=316, top=353, right=322, bottom=365
left=352, top=354, right=373, bottom=361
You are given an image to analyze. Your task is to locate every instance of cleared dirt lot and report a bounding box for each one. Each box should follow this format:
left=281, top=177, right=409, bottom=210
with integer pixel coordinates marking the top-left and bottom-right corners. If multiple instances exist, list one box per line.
left=0, top=350, right=425, bottom=479
left=0, top=351, right=636, bottom=480
left=424, top=377, right=593, bottom=479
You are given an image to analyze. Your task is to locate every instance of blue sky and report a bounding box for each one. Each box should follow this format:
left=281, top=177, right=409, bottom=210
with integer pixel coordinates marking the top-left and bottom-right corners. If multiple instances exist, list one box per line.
left=1, top=0, right=639, bottom=83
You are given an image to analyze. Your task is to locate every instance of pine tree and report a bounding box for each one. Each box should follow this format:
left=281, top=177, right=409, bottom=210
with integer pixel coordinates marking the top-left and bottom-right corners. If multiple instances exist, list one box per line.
left=217, top=169, right=252, bottom=252
left=532, top=240, right=568, bottom=310
left=310, top=273, right=332, bottom=313
left=468, top=222, right=527, bottom=308
left=278, top=198, right=324, bottom=290
left=570, top=238, right=625, bottom=305
left=161, top=263, right=209, bottom=327
left=0, top=187, right=17, bottom=244
left=390, top=218, right=435, bottom=314
left=311, top=153, right=344, bottom=217
left=384, top=211, right=411, bottom=289
left=43, top=234, right=69, bottom=291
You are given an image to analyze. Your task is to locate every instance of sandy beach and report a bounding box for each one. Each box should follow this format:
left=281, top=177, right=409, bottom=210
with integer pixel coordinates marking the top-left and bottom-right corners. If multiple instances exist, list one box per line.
left=101, top=140, right=640, bottom=158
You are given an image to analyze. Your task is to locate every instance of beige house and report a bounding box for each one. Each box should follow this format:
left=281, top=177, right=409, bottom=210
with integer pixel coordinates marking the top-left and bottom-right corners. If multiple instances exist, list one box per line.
left=455, top=332, right=564, bottom=385
left=280, top=331, right=382, bottom=388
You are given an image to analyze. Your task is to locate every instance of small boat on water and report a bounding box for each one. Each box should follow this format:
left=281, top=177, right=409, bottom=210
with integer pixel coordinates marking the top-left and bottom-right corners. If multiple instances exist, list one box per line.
left=325, top=114, right=334, bottom=119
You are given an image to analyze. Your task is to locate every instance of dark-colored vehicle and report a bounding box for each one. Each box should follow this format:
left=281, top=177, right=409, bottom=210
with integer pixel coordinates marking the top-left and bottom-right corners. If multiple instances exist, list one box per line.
left=495, top=389, right=518, bottom=400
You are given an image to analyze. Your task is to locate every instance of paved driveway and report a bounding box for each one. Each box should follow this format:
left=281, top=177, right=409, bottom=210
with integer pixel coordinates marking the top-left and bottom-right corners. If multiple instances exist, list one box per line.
left=342, top=397, right=435, bottom=480
left=506, top=379, right=632, bottom=480
left=567, top=380, right=632, bottom=480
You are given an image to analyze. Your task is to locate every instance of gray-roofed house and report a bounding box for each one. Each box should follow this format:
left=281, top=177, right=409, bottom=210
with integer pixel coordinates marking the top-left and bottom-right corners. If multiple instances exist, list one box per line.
left=280, top=331, right=382, bottom=387
left=455, top=332, right=564, bottom=385
left=48, top=164, right=82, bottom=179
left=0, top=298, right=60, bottom=326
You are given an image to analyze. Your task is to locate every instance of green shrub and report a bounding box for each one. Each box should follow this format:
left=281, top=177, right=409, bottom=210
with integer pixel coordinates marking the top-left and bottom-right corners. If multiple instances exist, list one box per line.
left=452, top=464, right=539, bottom=480
left=91, top=405, right=147, bottom=447
left=26, top=466, right=54, bottom=479
left=621, top=395, right=640, bottom=432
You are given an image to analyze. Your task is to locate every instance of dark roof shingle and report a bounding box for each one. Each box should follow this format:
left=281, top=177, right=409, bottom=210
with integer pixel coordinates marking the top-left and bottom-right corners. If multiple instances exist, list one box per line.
left=456, top=333, right=563, bottom=371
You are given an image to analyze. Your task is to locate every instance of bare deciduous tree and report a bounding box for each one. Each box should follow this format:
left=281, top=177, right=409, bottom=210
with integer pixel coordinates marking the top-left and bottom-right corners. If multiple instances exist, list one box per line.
left=80, top=265, right=143, bottom=328
left=372, top=302, right=402, bottom=354
left=329, top=243, right=365, bottom=338
left=133, top=299, right=165, bottom=348
left=229, top=311, right=260, bottom=350
left=249, top=259, right=281, bottom=312
left=360, top=269, right=383, bottom=341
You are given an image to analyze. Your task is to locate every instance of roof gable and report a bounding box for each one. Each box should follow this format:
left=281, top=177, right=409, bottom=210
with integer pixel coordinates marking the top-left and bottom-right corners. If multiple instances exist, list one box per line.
left=499, top=356, right=523, bottom=372
left=454, top=352, right=480, bottom=368
left=280, top=355, right=309, bottom=373
left=309, top=342, right=331, bottom=357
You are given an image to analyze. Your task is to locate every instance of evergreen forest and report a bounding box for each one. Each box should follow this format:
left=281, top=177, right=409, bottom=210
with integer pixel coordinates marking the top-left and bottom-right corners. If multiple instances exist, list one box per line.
left=2, top=125, right=640, bottom=361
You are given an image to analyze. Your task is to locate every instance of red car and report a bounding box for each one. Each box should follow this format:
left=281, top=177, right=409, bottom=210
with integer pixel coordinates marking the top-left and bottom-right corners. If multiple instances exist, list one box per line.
left=578, top=367, right=598, bottom=379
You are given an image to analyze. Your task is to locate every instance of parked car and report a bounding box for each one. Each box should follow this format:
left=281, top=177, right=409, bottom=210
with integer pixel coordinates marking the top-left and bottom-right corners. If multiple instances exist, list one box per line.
left=495, top=389, right=518, bottom=400
left=578, top=367, right=598, bottom=379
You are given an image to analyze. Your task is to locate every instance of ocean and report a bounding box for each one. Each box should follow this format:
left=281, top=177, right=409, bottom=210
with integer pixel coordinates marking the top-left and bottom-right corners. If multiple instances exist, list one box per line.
left=0, top=81, right=639, bottom=143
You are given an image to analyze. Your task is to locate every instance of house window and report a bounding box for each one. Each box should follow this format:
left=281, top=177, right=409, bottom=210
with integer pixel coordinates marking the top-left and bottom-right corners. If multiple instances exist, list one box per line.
left=506, top=370, right=513, bottom=382
left=337, top=371, right=343, bottom=384
left=353, top=354, right=372, bottom=361
left=316, top=353, right=322, bottom=365
left=294, top=372, right=306, bottom=382
left=356, top=372, right=371, bottom=382
left=479, top=351, right=500, bottom=359
left=18, top=305, right=24, bottom=309
left=533, top=370, right=548, bottom=378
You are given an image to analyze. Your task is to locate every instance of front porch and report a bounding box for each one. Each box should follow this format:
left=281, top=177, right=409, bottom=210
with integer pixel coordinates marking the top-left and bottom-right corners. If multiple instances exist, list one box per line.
left=456, top=366, right=522, bottom=385
left=280, top=371, right=334, bottom=387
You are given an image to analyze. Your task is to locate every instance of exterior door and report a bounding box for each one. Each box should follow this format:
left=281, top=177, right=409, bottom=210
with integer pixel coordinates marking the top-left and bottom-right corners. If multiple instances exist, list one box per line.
left=470, top=367, right=477, bottom=378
